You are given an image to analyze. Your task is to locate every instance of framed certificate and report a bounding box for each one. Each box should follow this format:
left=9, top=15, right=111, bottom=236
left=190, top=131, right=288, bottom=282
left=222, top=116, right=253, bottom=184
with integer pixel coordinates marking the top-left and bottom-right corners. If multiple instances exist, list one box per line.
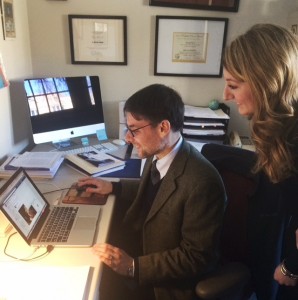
left=68, top=15, right=127, bottom=65
left=150, top=0, right=240, bottom=12
left=154, top=16, right=228, bottom=77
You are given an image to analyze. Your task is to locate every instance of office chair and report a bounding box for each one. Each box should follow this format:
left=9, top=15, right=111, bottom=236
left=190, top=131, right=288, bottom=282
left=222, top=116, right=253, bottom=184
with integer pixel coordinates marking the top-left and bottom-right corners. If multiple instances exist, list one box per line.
left=196, top=143, right=257, bottom=300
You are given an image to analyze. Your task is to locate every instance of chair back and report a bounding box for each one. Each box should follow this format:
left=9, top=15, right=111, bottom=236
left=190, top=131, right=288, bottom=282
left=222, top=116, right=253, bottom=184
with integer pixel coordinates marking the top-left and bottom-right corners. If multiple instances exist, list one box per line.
left=201, top=143, right=257, bottom=266
left=218, top=169, right=255, bottom=265
left=196, top=143, right=257, bottom=299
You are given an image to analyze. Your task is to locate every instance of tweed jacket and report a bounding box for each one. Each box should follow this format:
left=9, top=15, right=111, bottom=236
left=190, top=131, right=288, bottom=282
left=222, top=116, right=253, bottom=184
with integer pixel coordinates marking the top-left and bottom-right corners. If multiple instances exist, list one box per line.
left=119, top=140, right=226, bottom=300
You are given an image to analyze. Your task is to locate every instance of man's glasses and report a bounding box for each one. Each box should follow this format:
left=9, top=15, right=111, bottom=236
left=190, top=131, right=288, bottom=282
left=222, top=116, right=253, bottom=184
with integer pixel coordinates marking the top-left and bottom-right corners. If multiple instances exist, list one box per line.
left=125, top=123, right=152, bottom=137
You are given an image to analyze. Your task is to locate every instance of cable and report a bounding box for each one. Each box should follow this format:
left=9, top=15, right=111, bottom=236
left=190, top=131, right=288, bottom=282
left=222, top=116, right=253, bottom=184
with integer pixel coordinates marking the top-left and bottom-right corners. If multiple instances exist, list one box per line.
left=3, top=232, right=54, bottom=261
left=42, top=187, right=70, bottom=195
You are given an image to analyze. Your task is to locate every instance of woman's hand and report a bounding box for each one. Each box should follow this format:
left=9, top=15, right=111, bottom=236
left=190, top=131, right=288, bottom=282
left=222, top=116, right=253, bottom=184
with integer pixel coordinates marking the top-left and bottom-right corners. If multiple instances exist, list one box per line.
left=92, top=243, right=134, bottom=277
left=274, top=264, right=298, bottom=286
left=77, top=177, right=113, bottom=194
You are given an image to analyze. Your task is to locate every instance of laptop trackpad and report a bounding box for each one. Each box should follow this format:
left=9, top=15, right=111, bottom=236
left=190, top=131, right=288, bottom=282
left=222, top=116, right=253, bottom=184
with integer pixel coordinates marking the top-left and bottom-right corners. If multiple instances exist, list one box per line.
left=74, top=217, right=97, bottom=230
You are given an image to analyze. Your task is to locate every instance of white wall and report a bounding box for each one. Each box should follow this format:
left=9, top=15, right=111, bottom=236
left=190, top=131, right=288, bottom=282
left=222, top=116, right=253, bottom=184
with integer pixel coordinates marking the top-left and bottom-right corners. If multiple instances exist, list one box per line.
left=0, top=0, right=32, bottom=160
left=1, top=0, right=298, bottom=161
left=25, top=0, right=298, bottom=139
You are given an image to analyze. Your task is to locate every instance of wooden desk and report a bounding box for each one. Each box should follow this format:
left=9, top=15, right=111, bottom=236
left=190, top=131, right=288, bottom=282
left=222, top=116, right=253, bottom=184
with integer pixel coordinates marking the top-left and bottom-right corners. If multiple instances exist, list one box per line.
left=0, top=162, right=115, bottom=300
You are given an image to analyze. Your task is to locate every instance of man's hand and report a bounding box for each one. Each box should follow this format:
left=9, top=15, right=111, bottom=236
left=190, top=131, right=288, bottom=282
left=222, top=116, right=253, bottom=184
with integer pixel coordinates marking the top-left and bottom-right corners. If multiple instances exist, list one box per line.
left=92, top=243, right=134, bottom=277
left=77, top=177, right=113, bottom=194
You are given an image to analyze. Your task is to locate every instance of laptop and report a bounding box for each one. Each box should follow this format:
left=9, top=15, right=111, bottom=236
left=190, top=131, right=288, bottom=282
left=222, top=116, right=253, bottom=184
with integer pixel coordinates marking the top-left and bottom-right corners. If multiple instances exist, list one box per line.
left=0, top=168, right=101, bottom=247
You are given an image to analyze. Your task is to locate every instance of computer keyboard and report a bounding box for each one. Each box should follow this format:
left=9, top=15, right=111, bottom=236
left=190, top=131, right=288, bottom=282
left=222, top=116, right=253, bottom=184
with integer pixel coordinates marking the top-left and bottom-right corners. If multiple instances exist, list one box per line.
left=60, top=142, right=118, bottom=156
left=38, top=206, right=78, bottom=243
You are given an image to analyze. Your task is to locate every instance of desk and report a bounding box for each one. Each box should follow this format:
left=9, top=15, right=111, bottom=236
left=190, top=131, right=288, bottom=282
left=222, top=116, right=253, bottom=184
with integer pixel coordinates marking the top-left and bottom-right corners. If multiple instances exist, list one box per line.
left=0, top=161, right=116, bottom=300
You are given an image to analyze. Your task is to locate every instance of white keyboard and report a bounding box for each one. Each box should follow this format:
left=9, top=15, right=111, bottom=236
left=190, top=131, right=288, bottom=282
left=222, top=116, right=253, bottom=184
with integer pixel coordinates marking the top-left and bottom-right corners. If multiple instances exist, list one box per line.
left=60, top=142, right=118, bottom=156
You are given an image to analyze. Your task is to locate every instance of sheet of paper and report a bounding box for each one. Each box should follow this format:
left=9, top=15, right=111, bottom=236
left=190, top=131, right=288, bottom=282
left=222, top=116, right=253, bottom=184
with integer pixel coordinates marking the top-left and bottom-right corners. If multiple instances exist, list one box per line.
left=184, top=105, right=229, bottom=119
left=184, top=121, right=224, bottom=127
left=183, top=128, right=225, bottom=136
left=184, top=105, right=218, bottom=118
left=0, top=264, right=90, bottom=300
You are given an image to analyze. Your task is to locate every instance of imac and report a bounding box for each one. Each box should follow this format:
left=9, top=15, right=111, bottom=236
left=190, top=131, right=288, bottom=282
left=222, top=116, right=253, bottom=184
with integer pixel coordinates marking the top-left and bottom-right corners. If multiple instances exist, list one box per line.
left=23, top=75, right=107, bottom=148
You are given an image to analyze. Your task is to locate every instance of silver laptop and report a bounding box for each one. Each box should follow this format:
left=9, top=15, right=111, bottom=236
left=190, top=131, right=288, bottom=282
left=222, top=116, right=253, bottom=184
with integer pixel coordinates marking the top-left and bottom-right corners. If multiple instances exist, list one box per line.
left=0, top=168, right=101, bottom=247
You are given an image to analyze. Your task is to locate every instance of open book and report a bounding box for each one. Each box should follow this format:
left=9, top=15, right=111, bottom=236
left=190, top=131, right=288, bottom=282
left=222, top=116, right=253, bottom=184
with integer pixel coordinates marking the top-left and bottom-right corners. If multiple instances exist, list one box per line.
left=65, top=150, right=125, bottom=177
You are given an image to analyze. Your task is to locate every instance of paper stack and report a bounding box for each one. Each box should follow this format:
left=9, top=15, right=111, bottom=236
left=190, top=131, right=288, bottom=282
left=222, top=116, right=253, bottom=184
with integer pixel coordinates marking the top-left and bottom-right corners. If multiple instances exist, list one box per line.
left=0, top=151, right=64, bottom=179
left=183, top=104, right=230, bottom=144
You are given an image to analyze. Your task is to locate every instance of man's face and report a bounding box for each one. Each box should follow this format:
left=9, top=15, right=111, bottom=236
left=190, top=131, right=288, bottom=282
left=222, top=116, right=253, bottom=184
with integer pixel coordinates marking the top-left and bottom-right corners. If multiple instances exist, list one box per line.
left=124, top=112, right=164, bottom=159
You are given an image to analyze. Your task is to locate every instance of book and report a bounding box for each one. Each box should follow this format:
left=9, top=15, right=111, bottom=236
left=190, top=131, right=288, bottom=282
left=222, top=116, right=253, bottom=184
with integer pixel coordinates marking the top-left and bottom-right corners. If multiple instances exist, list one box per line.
left=62, top=183, right=108, bottom=205
left=0, top=155, right=64, bottom=179
left=65, top=150, right=125, bottom=177
left=66, top=159, right=125, bottom=177
left=4, top=151, right=63, bottom=171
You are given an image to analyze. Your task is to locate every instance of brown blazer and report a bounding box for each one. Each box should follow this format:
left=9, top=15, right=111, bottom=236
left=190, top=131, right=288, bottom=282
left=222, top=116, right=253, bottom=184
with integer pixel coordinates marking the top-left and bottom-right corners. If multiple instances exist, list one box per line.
left=120, top=140, right=226, bottom=300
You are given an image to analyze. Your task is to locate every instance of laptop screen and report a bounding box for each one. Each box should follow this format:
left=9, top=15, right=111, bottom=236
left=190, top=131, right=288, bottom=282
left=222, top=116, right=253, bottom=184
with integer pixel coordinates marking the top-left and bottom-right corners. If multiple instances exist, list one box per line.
left=0, top=168, right=49, bottom=243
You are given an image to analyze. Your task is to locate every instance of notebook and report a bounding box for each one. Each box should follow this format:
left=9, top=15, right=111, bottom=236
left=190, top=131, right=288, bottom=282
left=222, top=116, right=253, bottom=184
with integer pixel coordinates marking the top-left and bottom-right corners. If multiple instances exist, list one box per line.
left=0, top=168, right=101, bottom=247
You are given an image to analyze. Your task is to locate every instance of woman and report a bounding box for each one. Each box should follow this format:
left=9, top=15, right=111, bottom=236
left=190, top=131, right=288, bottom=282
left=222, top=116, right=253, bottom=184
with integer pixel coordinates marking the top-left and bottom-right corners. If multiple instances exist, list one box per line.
left=223, top=24, right=298, bottom=299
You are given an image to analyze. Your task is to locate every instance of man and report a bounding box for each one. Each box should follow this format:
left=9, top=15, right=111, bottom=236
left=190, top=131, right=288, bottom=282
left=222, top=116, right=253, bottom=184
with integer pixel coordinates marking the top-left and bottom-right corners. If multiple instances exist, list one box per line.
left=78, top=84, right=226, bottom=300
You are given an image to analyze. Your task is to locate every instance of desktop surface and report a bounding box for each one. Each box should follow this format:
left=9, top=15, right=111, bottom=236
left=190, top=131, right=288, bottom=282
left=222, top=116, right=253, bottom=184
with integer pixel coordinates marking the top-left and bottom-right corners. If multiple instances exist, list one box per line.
left=0, top=160, right=116, bottom=300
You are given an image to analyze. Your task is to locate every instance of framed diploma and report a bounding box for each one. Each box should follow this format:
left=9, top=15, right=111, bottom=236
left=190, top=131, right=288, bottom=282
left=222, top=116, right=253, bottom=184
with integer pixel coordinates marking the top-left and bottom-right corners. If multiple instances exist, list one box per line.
left=149, top=0, right=240, bottom=12
left=154, top=16, right=228, bottom=77
left=68, top=15, right=127, bottom=65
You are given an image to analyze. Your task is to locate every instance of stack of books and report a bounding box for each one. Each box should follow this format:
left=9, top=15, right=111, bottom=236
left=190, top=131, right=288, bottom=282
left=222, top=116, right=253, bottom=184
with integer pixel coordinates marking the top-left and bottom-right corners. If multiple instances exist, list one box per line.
left=183, top=104, right=230, bottom=145
left=0, top=151, right=64, bottom=179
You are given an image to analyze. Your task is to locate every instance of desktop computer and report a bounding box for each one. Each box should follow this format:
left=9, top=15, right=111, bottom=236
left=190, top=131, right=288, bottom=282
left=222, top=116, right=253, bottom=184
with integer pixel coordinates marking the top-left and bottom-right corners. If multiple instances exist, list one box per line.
left=23, top=75, right=107, bottom=150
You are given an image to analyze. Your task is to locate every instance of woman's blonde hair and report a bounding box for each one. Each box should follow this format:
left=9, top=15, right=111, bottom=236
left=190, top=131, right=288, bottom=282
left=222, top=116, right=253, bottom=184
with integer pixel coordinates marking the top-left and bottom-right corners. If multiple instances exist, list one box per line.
left=223, top=24, right=298, bottom=183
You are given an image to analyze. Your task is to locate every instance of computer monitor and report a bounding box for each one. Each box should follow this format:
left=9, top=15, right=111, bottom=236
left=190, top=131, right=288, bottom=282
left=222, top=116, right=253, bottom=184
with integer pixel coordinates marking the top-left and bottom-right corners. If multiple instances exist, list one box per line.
left=23, top=75, right=107, bottom=148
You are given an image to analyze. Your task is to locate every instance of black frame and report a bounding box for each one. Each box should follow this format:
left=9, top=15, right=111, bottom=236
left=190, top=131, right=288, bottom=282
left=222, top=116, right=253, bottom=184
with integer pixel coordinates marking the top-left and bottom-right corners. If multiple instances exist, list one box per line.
left=68, top=15, right=127, bottom=65
left=150, top=0, right=239, bottom=12
left=154, top=16, right=228, bottom=77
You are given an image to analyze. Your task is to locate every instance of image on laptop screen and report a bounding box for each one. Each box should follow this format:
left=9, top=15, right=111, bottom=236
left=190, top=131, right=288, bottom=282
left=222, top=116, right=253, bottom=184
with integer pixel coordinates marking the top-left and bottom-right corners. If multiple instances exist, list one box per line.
left=0, top=170, right=49, bottom=242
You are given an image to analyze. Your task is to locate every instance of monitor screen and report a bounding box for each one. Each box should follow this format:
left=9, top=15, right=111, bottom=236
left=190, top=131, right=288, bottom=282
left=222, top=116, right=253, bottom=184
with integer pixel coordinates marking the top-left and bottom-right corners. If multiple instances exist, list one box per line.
left=23, top=76, right=107, bottom=147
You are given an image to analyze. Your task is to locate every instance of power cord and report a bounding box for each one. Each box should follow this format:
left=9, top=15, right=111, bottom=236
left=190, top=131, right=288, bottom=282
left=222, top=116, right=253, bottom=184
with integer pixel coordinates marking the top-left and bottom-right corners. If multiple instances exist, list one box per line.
left=42, top=187, right=71, bottom=195
left=42, top=186, right=72, bottom=205
left=3, top=232, right=54, bottom=261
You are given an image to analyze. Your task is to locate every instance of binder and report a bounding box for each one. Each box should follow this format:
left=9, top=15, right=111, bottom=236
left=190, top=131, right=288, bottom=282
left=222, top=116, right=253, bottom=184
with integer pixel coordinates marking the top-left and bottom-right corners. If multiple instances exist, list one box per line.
left=99, top=159, right=142, bottom=179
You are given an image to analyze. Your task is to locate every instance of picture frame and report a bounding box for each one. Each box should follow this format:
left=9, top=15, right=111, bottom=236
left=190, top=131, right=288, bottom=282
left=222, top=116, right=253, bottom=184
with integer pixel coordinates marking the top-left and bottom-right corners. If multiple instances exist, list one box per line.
left=0, top=0, right=16, bottom=39
left=149, top=0, right=239, bottom=12
left=154, top=16, right=228, bottom=77
left=68, top=15, right=127, bottom=65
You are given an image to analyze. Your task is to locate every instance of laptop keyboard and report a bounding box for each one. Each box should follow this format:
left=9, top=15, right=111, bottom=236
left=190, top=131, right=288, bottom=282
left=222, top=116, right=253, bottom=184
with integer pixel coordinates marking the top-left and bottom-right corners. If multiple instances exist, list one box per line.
left=60, top=142, right=118, bottom=156
left=38, top=206, right=78, bottom=243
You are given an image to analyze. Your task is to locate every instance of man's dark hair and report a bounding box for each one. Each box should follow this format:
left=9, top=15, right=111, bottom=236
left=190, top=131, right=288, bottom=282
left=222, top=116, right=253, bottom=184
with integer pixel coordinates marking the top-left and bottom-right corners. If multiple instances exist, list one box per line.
left=123, top=84, right=184, bottom=132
